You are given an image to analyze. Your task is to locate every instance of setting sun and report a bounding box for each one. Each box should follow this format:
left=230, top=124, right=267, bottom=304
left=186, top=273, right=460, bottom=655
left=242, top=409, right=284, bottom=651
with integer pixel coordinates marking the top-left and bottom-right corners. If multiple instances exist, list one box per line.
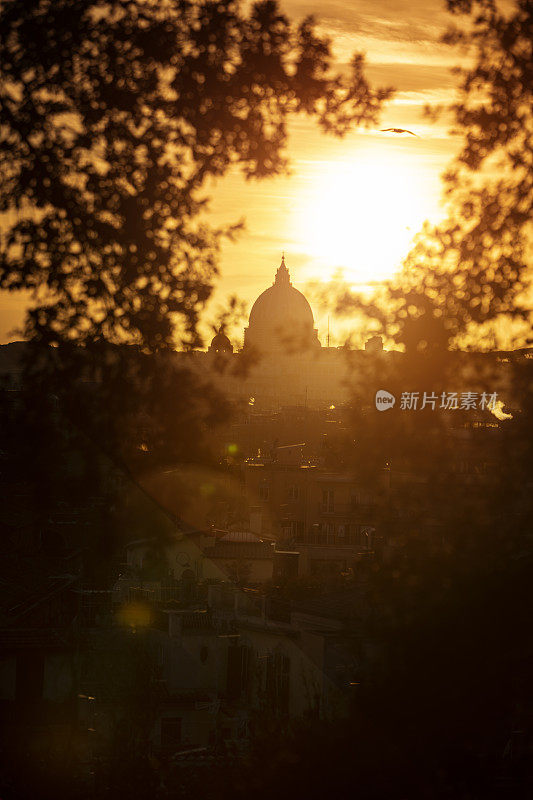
left=293, top=151, right=443, bottom=285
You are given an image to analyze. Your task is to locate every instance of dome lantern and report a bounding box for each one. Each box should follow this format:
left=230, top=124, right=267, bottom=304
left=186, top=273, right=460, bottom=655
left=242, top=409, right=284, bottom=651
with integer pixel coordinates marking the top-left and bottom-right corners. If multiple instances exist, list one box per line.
left=274, top=254, right=291, bottom=286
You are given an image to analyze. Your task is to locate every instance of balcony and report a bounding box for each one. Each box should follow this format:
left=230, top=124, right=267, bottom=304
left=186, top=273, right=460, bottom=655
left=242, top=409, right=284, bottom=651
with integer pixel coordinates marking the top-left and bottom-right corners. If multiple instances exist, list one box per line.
left=318, top=502, right=377, bottom=519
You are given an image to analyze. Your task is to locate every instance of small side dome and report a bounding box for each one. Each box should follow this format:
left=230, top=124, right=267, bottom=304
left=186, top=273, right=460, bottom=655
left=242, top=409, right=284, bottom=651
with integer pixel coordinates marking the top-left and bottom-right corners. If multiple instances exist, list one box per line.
left=208, top=327, right=233, bottom=354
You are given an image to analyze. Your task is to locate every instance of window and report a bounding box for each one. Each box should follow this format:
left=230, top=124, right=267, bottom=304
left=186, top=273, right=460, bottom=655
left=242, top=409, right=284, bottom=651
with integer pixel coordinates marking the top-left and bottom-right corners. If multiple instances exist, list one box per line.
left=161, top=717, right=182, bottom=749
left=16, top=654, right=44, bottom=704
left=226, top=645, right=250, bottom=701
left=285, top=520, right=303, bottom=539
left=322, top=489, right=334, bottom=513
left=345, top=524, right=360, bottom=545
left=309, top=523, right=320, bottom=544
left=287, top=485, right=299, bottom=501
left=359, top=527, right=374, bottom=549
left=259, top=484, right=270, bottom=501
left=265, top=652, right=290, bottom=716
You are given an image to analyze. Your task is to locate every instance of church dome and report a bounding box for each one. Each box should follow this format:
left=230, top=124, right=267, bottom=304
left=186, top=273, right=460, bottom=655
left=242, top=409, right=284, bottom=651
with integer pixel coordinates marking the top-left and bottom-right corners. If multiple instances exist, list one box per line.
left=244, top=256, right=320, bottom=353
left=208, top=328, right=233, bottom=354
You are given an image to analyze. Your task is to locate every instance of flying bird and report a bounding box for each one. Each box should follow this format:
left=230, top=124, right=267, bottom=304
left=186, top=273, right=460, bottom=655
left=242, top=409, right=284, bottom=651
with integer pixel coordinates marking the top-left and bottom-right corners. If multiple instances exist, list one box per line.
left=380, top=128, right=418, bottom=136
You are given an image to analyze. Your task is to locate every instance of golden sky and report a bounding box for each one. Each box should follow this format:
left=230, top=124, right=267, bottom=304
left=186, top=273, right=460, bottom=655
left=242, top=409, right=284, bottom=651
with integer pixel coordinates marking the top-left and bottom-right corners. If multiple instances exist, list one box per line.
left=204, top=0, right=464, bottom=348
left=0, top=0, right=463, bottom=346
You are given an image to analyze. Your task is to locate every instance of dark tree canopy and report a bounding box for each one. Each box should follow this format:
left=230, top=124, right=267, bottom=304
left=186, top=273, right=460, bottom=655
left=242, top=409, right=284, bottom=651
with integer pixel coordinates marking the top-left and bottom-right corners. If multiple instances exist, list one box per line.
left=0, top=0, right=392, bottom=350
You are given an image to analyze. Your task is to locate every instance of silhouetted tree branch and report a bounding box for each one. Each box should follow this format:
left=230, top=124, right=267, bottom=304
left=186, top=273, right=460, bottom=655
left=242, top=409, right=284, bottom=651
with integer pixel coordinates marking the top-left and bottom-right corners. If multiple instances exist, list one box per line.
left=0, top=0, right=393, bottom=351
left=332, top=0, right=531, bottom=354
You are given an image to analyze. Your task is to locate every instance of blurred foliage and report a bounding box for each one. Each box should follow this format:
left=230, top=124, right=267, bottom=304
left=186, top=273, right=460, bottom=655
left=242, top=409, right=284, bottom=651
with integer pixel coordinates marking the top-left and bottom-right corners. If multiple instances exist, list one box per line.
left=235, top=4, right=533, bottom=795
left=0, top=0, right=393, bottom=483
left=332, top=0, right=532, bottom=354
left=1, top=2, right=531, bottom=798
left=0, top=0, right=392, bottom=351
